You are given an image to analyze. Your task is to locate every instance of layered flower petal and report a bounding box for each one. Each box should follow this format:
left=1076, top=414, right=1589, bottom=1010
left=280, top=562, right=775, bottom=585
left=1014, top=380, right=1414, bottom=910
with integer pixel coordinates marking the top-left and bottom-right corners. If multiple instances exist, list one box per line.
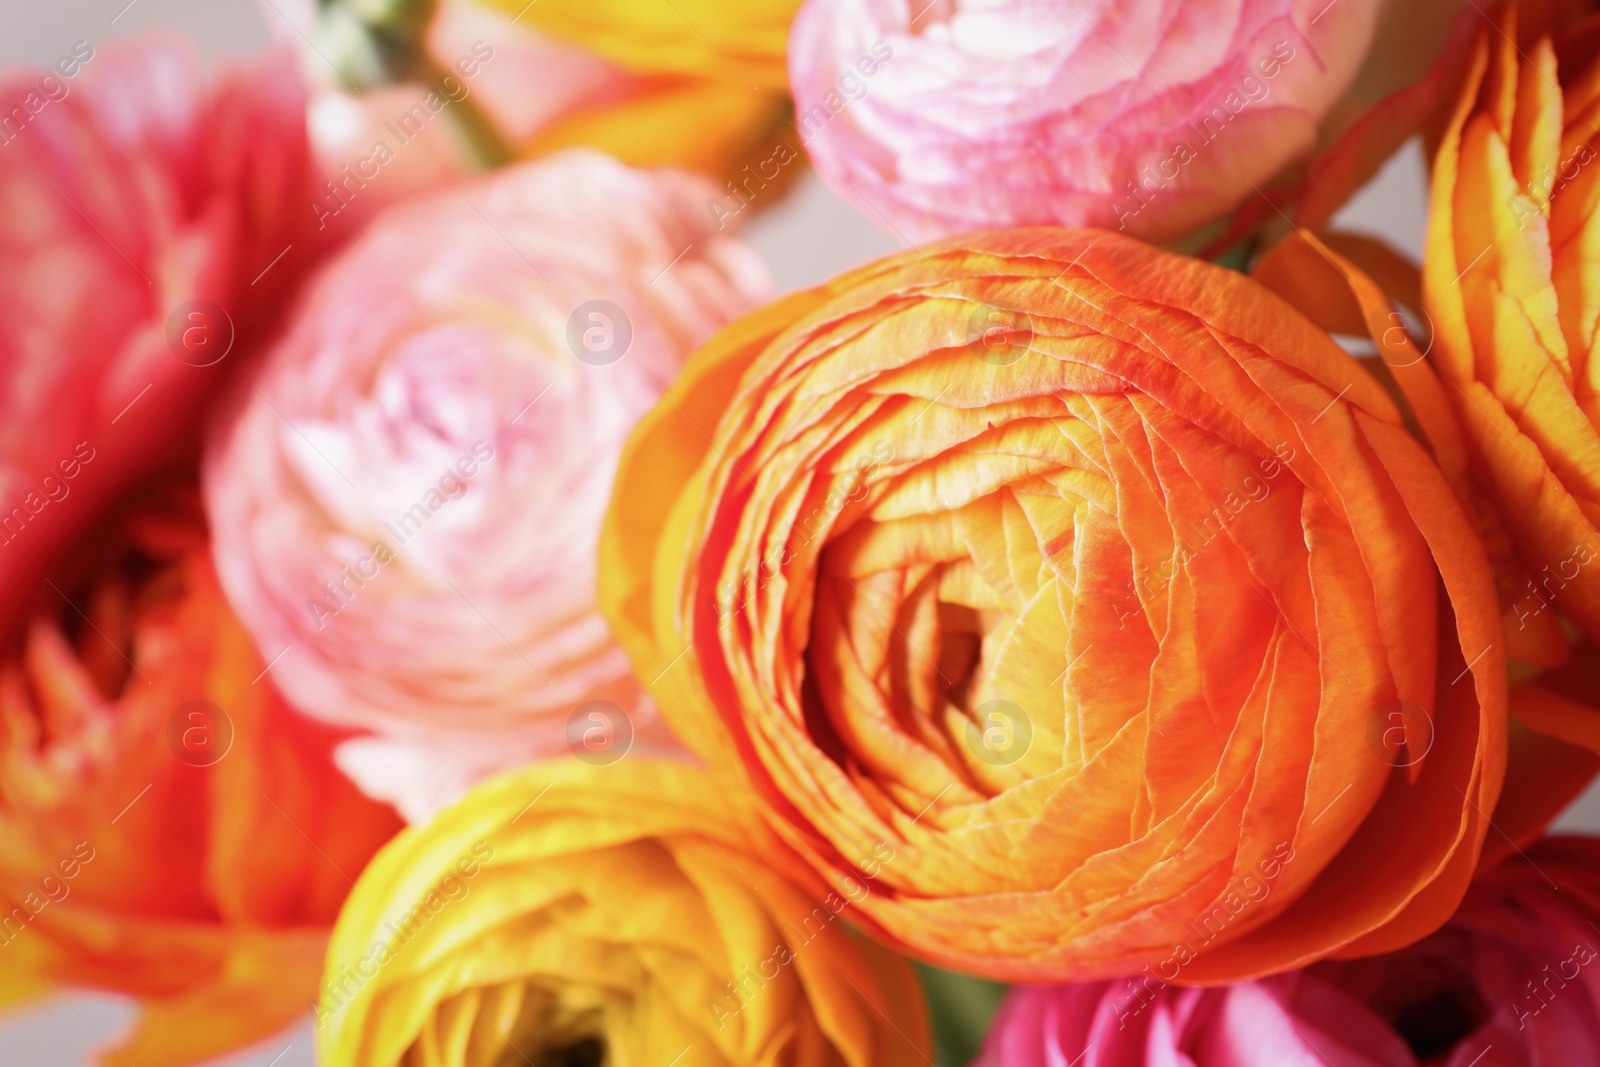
left=0, top=34, right=326, bottom=643
left=498, top=0, right=797, bottom=89
left=1252, top=227, right=1600, bottom=838
left=787, top=0, right=1381, bottom=242
left=477, top=0, right=807, bottom=183
left=601, top=227, right=1506, bottom=982
left=977, top=835, right=1600, bottom=1065
left=316, top=758, right=932, bottom=1067
left=204, top=149, right=771, bottom=823
left=0, top=496, right=401, bottom=1066
left=1422, top=0, right=1600, bottom=647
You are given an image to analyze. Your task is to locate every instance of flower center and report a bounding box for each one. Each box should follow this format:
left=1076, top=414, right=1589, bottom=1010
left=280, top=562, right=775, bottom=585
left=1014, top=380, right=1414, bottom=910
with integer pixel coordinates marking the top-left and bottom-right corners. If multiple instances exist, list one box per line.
left=530, top=1036, right=605, bottom=1067
left=1389, top=984, right=1488, bottom=1062
left=1356, top=955, right=1491, bottom=1064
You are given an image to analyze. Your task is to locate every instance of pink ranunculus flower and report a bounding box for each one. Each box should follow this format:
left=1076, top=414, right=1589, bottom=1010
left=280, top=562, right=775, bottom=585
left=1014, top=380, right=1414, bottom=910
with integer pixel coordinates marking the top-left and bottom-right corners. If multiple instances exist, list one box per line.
left=0, top=33, right=323, bottom=642
left=203, top=149, right=772, bottom=823
left=788, top=0, right=1382, bottom=243
left=976, top=836, right=1600, bottom=1066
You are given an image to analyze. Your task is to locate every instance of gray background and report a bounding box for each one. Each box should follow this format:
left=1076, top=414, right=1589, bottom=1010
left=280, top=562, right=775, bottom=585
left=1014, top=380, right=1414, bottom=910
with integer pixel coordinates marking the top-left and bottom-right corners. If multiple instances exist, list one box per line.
left=0, top=3, right=1595, bottom=1065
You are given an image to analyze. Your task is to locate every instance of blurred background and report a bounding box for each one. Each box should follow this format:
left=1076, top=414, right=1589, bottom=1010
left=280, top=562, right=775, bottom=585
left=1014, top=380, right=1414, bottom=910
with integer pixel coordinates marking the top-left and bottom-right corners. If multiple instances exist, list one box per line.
left=0, top=2, right=1593, bottom=1065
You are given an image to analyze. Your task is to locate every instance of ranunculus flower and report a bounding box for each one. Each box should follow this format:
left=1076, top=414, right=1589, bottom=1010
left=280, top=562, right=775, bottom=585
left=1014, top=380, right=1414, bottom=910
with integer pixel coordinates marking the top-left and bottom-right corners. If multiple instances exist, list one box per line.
left=976, top=835, right=1600, bottom=1065
left=787, top=0, right=1382, bottom=243
left=0, top=495, right=401, bottom=1067
left=489, top=0, right=806, bottom=180
left=1423, top=0, right=1600, bottom=646
left=501, top=0, right=796, bottom=89
left=1248, top=228, right=1600, bottom=835
left=0, top=33, right=324, bottom=644
left=600, top=227, right=1506, bottom=982
left=204, top=149, right=771, bottom=823
left=283, top=0, right=805, bottom=216
left=316, top=759, right=933, bottom=1067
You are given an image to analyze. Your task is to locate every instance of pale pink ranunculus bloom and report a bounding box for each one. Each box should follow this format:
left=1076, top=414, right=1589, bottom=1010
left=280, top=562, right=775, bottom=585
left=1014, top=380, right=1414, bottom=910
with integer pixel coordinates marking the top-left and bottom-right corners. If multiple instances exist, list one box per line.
left=976, top=837, right=1600, bottom=1066
left=0, top=33, right=323, bottom=641
left=788, top=0, right=1383, bottom=243
left=203, top=149, right=771, bottom=823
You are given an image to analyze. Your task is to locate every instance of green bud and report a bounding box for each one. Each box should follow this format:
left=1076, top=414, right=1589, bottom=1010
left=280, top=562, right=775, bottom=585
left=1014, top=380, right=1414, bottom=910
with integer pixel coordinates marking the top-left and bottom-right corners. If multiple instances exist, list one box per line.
left=314, top=0, right=438, bottom=88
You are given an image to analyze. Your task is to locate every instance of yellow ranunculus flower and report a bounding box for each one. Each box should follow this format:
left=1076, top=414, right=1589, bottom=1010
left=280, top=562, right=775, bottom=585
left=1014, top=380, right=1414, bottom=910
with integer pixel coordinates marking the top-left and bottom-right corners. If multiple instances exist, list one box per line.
left=1424, top=0, right=1600, bottom=650
left=487, top=0, right=797, bottom=89
left=470, top=0, right=803, bottom=182
left=316, top=759, right=931, bottom=1067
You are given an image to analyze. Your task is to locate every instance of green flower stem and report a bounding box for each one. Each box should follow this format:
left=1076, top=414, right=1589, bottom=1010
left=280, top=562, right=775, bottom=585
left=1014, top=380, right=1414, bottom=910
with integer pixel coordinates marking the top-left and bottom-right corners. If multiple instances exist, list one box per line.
left=916, top=962, right=1009, bottom=1067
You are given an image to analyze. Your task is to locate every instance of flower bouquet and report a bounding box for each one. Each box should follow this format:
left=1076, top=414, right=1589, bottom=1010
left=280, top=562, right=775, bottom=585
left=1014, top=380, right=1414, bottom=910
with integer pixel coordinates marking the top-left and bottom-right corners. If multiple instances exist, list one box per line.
left=3, top=0, right=1600, bottom=1064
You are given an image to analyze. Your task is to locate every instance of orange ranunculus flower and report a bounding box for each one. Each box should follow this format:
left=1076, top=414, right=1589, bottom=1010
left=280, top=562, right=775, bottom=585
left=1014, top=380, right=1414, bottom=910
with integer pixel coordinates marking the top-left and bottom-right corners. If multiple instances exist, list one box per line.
left=1423, top=0, right=1600, bottom=646
left=316, top=759, right=931, bottom=1067
left=600, top=228, right=1507, bottom=983
left=0, top=496, right=402, bottom=1066
left=1251, top=227, right=1600, bottom=844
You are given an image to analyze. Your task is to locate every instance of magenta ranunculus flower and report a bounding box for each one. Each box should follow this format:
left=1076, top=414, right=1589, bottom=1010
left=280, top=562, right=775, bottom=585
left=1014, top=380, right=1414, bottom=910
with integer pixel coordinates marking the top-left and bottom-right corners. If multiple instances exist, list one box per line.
left=203, top=148, right=771, bottom=822
left=0, top=33, right=322, bottom=641
left=788, top=0, right=1382, bottom=243
left=976, top=837, right=1600, bottom=1066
